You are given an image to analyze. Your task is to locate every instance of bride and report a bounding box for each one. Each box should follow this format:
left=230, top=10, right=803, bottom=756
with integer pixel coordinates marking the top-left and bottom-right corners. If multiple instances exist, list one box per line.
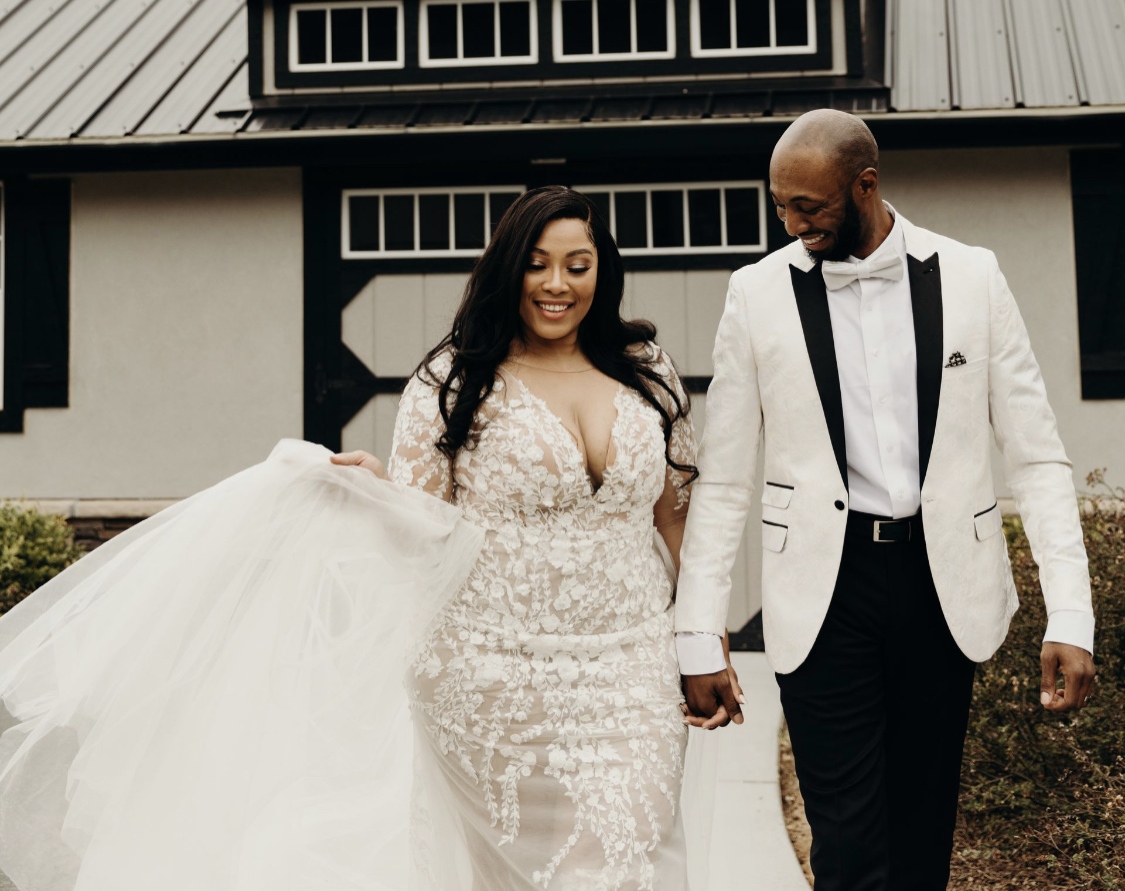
left=0, top=186, right=737, bottom=890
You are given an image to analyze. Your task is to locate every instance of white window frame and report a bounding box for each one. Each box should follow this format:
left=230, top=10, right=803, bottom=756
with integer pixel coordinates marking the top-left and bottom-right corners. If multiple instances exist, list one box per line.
left=341, top=185, right=527, bottom=259
left=419, top=0, right=538, bottom=68
left=574, top=181, right=767, bottom=255
left=689, top=0, right=816, bottom=58
left=552, top=0, right=676, bottom=62
left=289, top=1, right=405, bottom=72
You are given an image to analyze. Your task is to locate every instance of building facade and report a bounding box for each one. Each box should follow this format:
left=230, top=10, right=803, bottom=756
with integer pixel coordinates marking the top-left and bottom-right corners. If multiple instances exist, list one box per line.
left=1, top=0, right=1124, bottom=633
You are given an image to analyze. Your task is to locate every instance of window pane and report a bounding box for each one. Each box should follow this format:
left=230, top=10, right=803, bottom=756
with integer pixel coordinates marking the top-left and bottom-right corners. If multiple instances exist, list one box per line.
left=688, top=189, right=722, bottom=246
left=614, top=192, right=648, bottom=249
left=463, top=2, right=497, bottom=58
left=349, top=195, right=381, bottom=252
left=725, top=188, right=760, bottom=246
left=561, top=0, right=594, bottom=55
left=775, top=0, right=809, bottom=46
left=651, top=190, right=684, bottom=248
left=635, top=0, right=667, bottom=52
left=419, top=194, right=450, bottom=251
left=499, top=1, right=532, bottom=56
left=585, top=192, right=611, bottom=229
left=698, top=0, right=731, bottom=49
left=296, top=9, right=327, bottom=65
left=735, top=0, right=770, bottom=48
left=330, top=7, right=363, bottom=62
left=384, top=195, right=415, bottom=251
left=427, top=4, right=459, bottom=59
left=368, top=7, right=399, bottom=61
left=454, top=193, right=486, bottom=249
left=489, top=192, right=521, bottom=234
left=597, top=0, right=631, bottom=54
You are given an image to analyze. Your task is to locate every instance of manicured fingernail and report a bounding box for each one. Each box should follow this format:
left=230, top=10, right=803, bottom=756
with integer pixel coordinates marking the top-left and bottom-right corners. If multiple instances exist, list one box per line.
left=1040, top=692, right=1051, bottom=706
left=738, top=694, right=746, bottom=704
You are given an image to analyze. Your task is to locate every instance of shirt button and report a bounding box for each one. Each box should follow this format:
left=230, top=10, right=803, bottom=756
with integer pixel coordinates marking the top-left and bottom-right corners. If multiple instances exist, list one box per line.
left=879, top=395, right=888, bottom=405
left=872, top=348, right=880, bottom=357
left=897, top=490, right=906, bottom=499
left=834, top=500, right=846, bottom=511
left=865, top=304, right=874, bottom=313
left=886, top=445, right=895, bottom=453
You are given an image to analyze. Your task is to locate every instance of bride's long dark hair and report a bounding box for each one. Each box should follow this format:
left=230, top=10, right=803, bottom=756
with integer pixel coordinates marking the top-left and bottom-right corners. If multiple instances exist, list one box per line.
left=417, top=185, right=698, bottom=483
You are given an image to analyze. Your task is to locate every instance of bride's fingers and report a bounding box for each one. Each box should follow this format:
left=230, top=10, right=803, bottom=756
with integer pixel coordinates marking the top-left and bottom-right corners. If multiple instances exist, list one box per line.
left=727, top=667, right=745, bottom=705
left=330, top=451, right=366, bottom=465
left=700, top=705, right=730, bottom=730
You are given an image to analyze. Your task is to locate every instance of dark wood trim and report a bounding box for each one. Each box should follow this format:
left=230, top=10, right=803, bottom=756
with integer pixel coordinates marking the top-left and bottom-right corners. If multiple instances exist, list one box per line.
left=4, top=112, right=1125, bottom=175
left=0, top=177, right=71, bottom=433
left=248, top=0, right=265, bottom=98
left=272, top=0, right=833, bottom=90
left=844, top=0, right=865, bottom=78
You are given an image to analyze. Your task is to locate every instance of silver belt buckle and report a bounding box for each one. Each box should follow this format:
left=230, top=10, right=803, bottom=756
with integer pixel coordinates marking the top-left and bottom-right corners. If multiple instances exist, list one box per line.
left=873, top=519, right=909, bottom=543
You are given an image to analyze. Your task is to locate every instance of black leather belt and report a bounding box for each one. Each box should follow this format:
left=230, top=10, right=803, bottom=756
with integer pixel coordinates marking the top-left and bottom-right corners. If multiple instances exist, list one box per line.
left=845, top=510, right=922, bottom=543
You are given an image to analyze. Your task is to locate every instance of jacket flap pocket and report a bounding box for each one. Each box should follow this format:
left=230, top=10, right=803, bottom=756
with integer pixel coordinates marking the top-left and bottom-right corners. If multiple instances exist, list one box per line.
left=974, top=504, right=1003, bottom=541
left=762, top=521, right=788, bottom=552
left=762, top=483, right=794, bottom=509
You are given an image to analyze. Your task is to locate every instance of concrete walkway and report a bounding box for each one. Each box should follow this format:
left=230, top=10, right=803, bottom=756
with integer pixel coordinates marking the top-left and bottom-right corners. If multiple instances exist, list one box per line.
left=0, top=652, right=805, bottom=891
left=704, top=651, right=809, bottom=890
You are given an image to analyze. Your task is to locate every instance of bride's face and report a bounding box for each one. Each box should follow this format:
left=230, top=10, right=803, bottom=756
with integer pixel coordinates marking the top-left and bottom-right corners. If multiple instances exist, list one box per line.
left=519, top=218, right=598, bottom=347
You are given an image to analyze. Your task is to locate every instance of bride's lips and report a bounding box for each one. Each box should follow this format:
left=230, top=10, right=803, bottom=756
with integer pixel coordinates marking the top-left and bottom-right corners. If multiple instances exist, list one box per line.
left=534, top=300, right=575, bottom=321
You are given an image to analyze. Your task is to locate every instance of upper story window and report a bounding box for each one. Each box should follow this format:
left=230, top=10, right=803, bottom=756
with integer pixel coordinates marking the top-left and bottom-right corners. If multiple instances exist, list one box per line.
left=576, top=181, right=766, bottom=254
left=553, top=0, right=675, bottom=62
left=691, top=0, right=815, bottom=57
left=342, top=186, right=524, bottom=258
left=421, top=1, right=538, bottom=67
left=290, top=1, right=404, bottom=71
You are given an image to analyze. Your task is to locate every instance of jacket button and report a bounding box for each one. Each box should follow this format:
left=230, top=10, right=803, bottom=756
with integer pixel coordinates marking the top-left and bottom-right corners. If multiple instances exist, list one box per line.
left=834, top=500, right=845, bottom=511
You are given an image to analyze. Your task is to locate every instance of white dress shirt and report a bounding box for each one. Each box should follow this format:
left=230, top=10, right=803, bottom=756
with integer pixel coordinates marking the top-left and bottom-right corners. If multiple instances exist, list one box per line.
left=676, top=203, right=1093, bottom=675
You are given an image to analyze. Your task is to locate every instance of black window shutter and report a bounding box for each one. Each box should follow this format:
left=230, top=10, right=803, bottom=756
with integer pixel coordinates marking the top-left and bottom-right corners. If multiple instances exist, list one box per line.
left=0, top=177, right=71, bottom=433
left=1071, top=149, right=1125, bottom=400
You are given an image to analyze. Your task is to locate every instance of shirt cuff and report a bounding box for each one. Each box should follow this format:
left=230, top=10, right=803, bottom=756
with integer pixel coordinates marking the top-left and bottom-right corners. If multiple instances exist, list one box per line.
left=1043, top=610, right=1095, bottom=656
left=675, top=631, right=728, bottom=675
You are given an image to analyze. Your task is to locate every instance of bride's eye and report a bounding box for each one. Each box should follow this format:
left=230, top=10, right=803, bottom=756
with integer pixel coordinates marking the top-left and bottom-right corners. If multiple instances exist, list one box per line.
left=568, top=267, right=590, bottom=274
left=527, top=263, right=547, bottom=271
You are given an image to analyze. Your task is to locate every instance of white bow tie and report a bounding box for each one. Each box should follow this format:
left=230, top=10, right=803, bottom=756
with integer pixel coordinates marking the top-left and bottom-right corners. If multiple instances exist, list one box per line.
left=821, top=253, right=904, bottom=291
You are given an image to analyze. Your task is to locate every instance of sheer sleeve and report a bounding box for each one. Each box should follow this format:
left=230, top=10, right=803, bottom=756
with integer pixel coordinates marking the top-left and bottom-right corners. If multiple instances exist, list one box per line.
left=388, top=355, right=455, bottom=503
left=650, top=345, right=697, bottom=564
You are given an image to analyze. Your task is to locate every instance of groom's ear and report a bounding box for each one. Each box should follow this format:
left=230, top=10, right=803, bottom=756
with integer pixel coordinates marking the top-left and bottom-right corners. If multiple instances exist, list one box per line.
left=854, top=167, right=879, bottom=200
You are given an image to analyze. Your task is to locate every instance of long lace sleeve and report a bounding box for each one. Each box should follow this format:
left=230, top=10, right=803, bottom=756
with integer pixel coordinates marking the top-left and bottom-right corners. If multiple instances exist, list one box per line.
left=651, top=345, right=697, bottom=536
left=388, top=358, right=454, bottom=503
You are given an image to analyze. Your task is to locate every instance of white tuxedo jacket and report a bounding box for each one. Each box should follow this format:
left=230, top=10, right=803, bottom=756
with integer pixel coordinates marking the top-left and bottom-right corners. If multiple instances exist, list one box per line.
left=676, top=216, right=1093, bottom=674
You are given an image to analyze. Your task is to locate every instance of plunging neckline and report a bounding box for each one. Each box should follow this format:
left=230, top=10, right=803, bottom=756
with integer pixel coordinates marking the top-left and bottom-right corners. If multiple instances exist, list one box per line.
left=506, top=373, right=625, bottom=496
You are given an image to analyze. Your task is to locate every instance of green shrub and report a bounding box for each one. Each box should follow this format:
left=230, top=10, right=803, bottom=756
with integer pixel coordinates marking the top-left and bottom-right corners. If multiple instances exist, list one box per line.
left=953, top=473, right=1125, bottom=890
left=0, top=502, right=84, bottom=615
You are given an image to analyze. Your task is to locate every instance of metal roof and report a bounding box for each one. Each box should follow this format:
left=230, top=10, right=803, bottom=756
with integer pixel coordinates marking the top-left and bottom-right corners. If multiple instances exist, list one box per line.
left=0, top=0, right=1122, bottom=149
left=887, top=0, right=1125, bottom=112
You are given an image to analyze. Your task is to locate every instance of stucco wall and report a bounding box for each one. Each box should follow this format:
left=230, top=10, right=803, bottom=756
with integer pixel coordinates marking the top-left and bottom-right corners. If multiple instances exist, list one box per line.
left=0, top=168, right=304, bottom=499
left=880, top=147, right=1125, bottom=495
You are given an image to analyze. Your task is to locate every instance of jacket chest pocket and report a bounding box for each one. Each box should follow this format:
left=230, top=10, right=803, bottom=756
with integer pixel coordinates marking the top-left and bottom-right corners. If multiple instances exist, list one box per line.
left=762, top=481, right=794, bottom=509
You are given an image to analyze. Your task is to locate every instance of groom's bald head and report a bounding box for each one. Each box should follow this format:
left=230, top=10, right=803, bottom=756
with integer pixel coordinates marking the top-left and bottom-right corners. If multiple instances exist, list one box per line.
left=772, top=109, right=879, bottom=186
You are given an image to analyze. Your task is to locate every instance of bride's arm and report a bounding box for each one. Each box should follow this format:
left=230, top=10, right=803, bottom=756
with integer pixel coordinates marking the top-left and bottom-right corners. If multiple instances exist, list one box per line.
left=651, top=348, right=696, bottom=576
left=385, top=366, right=455, bottom=502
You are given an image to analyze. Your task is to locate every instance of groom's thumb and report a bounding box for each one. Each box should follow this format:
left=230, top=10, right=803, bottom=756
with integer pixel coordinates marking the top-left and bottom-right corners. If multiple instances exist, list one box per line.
left=1040, top=655, right=1058, bottom=708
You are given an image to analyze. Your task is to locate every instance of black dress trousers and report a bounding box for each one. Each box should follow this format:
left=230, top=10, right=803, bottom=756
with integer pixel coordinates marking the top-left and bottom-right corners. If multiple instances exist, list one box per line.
left=775, top=512, right=977, bottom=891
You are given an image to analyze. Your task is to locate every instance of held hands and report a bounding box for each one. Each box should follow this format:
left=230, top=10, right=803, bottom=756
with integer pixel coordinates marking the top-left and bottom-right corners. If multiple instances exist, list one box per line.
left=1039, top=642, right=1095, bottom=712
left=681, top=630, right=746, bottom=730
left=330, top=450, right=389, bottom=480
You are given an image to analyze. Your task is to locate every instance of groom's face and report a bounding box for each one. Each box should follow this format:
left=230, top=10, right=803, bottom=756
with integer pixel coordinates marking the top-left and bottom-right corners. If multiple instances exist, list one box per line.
left=769, top=150, right=864, bottom=262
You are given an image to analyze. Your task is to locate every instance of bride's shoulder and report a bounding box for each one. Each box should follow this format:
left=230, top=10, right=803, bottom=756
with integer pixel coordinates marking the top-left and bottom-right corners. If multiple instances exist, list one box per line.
left=414, top=347, right=456, bottom=390
left=632, top=340, right=683, bottom=383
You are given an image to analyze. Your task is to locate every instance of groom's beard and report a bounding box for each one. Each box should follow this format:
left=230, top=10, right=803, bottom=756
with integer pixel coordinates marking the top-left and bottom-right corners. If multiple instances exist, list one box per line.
left=805, top=193, right=864, bottom=263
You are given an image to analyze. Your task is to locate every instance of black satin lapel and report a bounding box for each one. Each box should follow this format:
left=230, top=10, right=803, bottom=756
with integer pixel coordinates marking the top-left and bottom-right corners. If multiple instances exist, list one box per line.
left=909, top=252, right=943, bottom=485
left=790, top=264, right=848, bottom=490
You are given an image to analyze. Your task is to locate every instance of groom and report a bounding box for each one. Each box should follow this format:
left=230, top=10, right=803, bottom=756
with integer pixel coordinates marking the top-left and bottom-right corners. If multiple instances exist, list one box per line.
left=676, top=110, right=1096, bottom=890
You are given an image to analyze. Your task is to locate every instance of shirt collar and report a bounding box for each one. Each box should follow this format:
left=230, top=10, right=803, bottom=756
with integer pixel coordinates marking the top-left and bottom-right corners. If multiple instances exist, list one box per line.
left=842, top=200, right=906, bottom=267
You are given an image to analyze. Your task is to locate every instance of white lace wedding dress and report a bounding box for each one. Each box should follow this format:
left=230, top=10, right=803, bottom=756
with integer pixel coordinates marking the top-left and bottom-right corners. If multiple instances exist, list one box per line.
left=0, top=345, right=711, bottom=891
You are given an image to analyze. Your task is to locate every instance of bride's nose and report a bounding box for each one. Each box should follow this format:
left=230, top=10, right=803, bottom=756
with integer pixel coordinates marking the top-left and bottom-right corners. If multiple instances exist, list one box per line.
left=542, top=266, right=569, bottom=295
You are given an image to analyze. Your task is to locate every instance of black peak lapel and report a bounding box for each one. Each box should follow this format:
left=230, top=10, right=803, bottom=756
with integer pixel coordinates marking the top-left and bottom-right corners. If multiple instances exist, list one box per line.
left=790, top=264, right=848, bottom=490
left=909, top=252, right=943, bottom=485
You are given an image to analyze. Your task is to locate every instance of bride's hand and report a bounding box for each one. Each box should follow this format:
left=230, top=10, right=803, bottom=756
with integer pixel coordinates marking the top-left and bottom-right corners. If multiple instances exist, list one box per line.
left=330, top=450, right=389, bottom=480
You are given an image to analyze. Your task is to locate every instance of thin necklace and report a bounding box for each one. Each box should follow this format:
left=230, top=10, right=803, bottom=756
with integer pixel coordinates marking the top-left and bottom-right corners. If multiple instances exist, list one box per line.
left=508, top=358, right=597, bottom=374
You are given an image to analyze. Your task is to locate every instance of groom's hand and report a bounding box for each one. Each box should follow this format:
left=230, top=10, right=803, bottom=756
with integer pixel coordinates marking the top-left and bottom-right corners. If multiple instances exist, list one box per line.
left=1039, top=642, right=1095, bottom=712
left=682, top=670, right=744, bottom=729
